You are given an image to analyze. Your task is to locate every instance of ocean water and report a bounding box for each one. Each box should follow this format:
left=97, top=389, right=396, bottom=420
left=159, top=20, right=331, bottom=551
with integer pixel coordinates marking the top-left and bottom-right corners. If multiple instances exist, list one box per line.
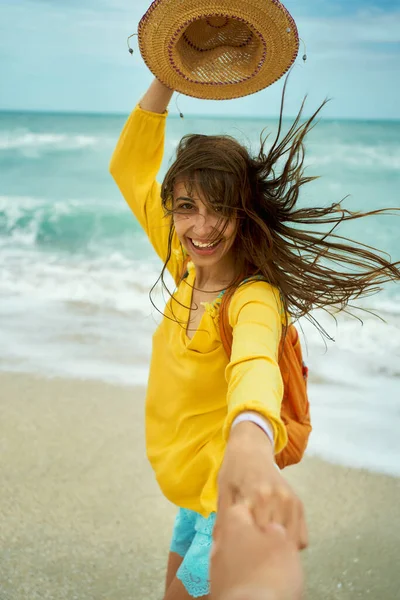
left=1, top=109, right=399, bottom=476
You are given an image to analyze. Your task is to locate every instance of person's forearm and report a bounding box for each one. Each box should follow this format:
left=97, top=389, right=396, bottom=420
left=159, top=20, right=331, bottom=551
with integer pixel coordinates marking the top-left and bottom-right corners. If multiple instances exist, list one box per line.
left=139, top=77, right=174, bottom=114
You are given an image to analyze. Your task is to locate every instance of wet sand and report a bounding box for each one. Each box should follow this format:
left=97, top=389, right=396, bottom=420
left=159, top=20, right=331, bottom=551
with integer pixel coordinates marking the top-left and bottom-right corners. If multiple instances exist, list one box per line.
left=0, top=372, right=399, bottom=599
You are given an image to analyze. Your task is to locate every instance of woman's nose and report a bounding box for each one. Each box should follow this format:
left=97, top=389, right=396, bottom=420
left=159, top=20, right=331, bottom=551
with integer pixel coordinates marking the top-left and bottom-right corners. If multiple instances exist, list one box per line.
left=192, top=212, right=216, bottom=237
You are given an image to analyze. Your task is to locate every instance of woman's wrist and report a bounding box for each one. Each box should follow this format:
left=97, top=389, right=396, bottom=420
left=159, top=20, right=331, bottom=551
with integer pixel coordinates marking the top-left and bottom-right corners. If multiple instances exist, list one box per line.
left=139, top=77, right=174, bottom=114
left=228, top=421, right=275, bottom=463
left=232, top=412, right=275, bottom=448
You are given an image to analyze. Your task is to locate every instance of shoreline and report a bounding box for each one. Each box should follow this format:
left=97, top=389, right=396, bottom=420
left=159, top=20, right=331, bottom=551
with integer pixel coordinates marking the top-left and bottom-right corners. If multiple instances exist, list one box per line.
left=1, top=372, right=399, bottom=599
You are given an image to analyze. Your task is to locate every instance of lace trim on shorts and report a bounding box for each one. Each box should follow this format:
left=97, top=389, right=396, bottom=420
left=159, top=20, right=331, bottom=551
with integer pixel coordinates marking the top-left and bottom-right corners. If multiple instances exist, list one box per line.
left=170, top=508, right=217, bottom=597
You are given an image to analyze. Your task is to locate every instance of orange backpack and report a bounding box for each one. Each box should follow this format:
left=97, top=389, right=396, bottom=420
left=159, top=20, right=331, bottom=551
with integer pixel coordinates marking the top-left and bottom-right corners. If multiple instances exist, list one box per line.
left=219, top=289, right=312, bottom=469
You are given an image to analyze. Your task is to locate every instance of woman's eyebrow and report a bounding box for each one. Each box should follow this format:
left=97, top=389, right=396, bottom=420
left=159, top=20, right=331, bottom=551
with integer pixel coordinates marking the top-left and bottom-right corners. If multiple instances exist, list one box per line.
left=174, top=195, right=196, bottom=202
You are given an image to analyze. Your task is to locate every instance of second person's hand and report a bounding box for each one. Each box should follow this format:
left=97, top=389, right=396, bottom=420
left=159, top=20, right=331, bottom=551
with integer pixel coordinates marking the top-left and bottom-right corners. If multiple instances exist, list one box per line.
left=211, top=501, right=304, bottom=600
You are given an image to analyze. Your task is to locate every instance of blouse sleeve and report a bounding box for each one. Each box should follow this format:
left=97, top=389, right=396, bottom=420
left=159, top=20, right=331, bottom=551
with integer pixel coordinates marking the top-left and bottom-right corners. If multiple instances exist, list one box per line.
left=223, top=281, right=288, bottom=454
left=109, top=104, right=183, bottom=284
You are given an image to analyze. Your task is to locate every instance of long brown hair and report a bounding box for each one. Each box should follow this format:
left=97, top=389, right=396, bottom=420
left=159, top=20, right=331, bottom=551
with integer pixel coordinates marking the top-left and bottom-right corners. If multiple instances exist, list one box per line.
left=154, top=80, right=400, bottom=330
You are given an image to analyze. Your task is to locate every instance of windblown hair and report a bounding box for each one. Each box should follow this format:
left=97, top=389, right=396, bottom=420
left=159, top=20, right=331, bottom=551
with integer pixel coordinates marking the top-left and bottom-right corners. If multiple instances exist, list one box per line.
left=155, top=80, right=400, bottom=330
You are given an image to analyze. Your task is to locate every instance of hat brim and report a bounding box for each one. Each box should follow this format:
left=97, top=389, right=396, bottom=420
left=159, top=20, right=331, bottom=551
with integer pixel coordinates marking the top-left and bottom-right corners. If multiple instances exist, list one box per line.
left=138, top=0, right=299, bottom=100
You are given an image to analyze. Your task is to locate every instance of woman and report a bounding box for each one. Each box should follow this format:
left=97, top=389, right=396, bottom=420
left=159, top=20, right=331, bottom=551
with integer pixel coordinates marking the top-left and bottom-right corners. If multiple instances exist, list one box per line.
left=110, top=76, right=399, bottom=599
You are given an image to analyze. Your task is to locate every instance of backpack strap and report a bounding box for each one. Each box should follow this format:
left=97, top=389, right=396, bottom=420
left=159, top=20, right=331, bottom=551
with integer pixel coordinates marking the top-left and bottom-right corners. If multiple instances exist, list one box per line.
left=219, top=277, right=263, bottom=358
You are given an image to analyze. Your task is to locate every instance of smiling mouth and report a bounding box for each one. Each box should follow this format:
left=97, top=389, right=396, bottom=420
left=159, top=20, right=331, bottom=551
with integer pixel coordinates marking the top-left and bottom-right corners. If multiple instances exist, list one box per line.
left=190, top=238, right=220, bottom=249
left=187, top=237, right=222, bottom=254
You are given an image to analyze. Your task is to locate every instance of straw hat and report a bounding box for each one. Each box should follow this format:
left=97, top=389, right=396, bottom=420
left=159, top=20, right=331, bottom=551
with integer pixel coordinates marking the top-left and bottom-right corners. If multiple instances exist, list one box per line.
left=138, top=0, right=299, bottom=100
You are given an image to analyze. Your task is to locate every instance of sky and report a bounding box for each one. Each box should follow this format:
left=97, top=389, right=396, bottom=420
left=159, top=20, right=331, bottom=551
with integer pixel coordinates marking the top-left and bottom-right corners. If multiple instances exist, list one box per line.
left=0, top=0, right=399, bottom=119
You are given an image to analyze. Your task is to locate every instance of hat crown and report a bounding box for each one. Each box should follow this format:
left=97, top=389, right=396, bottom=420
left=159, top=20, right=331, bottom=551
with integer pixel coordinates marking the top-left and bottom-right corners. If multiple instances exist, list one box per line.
left=138, top=0, right=299, bottom=100
left=171, top=15, right=266, bottom=86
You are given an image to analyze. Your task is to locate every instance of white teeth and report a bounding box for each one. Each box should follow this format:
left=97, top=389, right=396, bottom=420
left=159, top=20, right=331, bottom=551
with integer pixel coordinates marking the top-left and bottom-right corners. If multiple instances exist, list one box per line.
left=191, top=239, right=219, bottom=249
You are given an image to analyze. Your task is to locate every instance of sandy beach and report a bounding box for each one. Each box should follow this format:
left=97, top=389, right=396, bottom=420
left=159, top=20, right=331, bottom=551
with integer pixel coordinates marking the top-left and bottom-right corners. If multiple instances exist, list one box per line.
left=0, top=372, right=399, bottom=600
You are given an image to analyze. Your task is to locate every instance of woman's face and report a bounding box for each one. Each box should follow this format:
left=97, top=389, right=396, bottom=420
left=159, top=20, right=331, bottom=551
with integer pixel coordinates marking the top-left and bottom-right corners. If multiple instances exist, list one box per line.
left=172, top=180, right=237, bottom=270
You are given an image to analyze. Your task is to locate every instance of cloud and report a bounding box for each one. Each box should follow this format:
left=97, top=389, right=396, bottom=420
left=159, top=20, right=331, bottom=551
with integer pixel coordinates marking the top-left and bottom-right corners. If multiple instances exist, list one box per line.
left=289, top=0, right=399, bottom=18
left=294, top=11, right=400, bottom=75
left=299, top=11, right=400, bottom=46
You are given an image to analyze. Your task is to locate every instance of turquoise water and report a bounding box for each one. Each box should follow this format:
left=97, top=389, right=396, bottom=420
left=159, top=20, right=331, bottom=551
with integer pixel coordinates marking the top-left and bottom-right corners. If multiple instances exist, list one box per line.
left=1, top=109, right=400, bottom=475
left=1, top=111, right=399, bottom=260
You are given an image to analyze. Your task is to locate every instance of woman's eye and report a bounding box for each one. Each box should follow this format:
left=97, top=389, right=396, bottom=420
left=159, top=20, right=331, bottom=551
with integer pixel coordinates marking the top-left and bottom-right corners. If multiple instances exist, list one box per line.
left=178, top=203, right=193, bottom=211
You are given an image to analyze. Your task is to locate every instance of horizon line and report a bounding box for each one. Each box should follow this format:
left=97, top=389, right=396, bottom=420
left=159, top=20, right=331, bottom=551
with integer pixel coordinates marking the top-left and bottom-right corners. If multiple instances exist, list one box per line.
left=1, top=107, right=399, bottom=124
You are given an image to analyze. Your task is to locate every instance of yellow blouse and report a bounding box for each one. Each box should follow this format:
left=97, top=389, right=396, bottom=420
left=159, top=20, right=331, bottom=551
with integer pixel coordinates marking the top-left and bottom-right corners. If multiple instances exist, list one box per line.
left=110, top=105, right=287, bottom=516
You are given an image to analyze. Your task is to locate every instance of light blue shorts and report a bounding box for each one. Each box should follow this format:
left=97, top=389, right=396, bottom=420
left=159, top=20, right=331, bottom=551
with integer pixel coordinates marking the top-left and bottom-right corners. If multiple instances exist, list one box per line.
left=170, top=508, right=217, bottom=598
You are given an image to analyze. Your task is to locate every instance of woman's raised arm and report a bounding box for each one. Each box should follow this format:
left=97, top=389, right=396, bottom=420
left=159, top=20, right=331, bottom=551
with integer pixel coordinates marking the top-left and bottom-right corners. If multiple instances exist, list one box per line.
left=109, top=78, right=182, bottom=281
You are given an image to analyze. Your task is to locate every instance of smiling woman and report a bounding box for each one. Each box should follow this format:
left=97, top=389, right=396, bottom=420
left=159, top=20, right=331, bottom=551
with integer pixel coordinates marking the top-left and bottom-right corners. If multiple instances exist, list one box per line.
left=171, top=180, right=238, bottom=269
